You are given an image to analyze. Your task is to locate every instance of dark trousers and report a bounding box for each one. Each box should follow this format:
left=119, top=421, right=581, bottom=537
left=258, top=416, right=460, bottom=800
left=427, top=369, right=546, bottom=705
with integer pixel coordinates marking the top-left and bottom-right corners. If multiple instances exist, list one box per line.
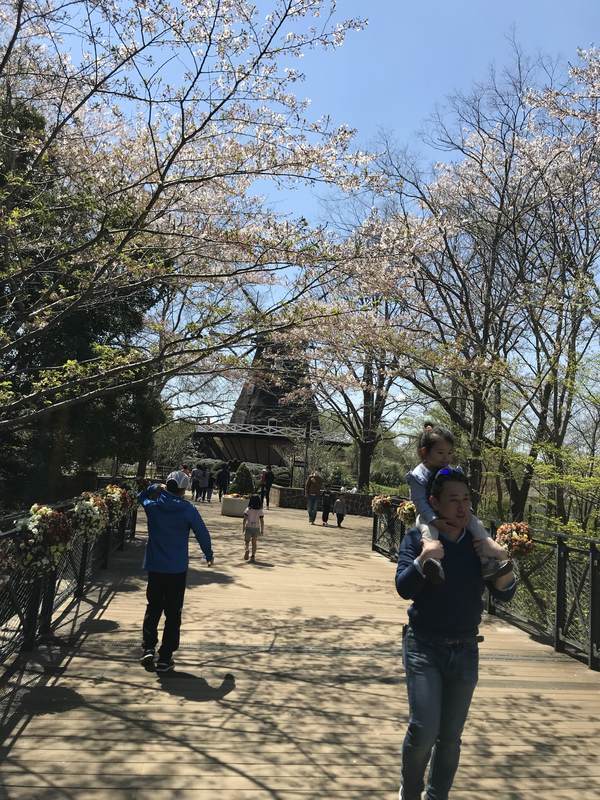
left=260, top=486, right=271, bottom=508
left=142, top=571, right=187, bottom=660
left=307, top=495, right=319, bottom=522
left=218, top=484, right=227, bottom=500
left=200, top=485, right=208, bottom=501
left=322, top=509, right=330, bottom=523
left=336, top=513, right=344, bottom=527
left=191, top=480, right=200, bottom=500
left=401, top=627, right=478, bottom=800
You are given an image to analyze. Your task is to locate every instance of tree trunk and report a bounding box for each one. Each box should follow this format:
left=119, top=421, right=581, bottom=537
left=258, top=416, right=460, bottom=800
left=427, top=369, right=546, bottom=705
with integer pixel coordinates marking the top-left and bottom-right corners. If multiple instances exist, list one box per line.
left=357, top=438, right=376, bottom=491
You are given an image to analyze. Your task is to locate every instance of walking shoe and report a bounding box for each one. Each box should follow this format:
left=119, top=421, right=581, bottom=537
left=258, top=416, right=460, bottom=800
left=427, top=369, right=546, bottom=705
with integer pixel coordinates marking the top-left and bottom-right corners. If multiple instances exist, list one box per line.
left=482, top=558, right=513, bottom=581
left=250, top=555, right=256, bottom=563
left=244, top=550, right=249, bottom=560
left=422, top=557, right=445, bottom=584
left=156, top=658, right=175, bottom=673
left=140, top=649, right=155, bottom=671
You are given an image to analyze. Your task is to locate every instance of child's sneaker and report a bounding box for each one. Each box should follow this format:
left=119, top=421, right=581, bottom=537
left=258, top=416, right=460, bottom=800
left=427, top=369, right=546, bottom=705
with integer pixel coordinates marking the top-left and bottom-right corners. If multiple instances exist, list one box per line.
left=422, top=558, right=445, bottom=584
left=482, top=558, right=513, bottom=581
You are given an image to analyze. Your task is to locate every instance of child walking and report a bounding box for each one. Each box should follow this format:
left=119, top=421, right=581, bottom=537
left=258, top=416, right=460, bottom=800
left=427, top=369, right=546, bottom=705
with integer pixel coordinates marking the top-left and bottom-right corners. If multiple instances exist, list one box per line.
left=406, top=423, right=512, bottom=584
left=333, top=495, right=346, bottom=527
left=243, top=494, right=264, bottom=563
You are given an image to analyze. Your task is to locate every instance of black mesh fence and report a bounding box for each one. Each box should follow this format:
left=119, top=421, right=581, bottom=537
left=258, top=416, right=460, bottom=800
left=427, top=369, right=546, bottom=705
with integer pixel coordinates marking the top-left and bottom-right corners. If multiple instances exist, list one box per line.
left=0, top=506, right=136, bottom=665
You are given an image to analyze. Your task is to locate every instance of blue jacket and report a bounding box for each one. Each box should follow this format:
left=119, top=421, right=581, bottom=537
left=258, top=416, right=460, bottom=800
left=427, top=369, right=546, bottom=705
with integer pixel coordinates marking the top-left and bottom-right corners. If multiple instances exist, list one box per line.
left=396, top=527, right=517, bottom=639
left=138, top=485, right=213, bottom=573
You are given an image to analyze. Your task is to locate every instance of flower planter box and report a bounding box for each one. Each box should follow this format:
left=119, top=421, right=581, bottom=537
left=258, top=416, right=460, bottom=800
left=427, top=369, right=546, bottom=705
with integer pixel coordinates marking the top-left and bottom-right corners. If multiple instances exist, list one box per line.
left=221, top=496, right=247, bottom=518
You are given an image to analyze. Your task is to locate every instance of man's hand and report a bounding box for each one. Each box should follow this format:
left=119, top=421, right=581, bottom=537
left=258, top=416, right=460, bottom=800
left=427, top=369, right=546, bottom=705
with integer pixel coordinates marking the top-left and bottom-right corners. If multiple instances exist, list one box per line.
left=418, top=539, right=445, bottom=566
left=473, top=538, right=508, bottom=561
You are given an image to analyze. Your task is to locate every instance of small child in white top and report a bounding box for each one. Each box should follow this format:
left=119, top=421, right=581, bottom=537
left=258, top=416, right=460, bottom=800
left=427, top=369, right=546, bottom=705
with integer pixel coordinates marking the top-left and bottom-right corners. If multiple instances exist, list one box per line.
left=243, top=494, right=264, bottom=563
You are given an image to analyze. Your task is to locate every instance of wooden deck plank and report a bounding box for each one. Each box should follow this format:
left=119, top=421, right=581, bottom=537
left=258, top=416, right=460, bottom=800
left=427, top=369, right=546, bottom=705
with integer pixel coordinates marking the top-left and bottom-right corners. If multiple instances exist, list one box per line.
left=1, top=502, right=599, bottom=799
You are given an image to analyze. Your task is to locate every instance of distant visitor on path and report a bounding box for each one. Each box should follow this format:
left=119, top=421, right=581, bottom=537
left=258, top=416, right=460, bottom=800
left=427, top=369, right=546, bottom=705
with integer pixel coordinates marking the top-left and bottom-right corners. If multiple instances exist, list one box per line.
left=206, top=471, right=215, bottom=503
left=167, top=464, right=191, bottom=493
left=305, top=468, right=323, bottom=524
left=216, top=464, right=230, bottom=501
left=198, top=465, right=210, bottom=501
left=406, top=423, right=511, bottom=585
left=259, top=464, right=275, bottom=508
left=243, top=493, right=264, bottom=563
left=190, top=463, right=202, bottom=501
left=333, top=494, right=346, bottom=527
left=395, top=468, right=516, bottom=800
left=138, top=474, right=214, bottom=674
left=321, top=487, right=332, bottom=526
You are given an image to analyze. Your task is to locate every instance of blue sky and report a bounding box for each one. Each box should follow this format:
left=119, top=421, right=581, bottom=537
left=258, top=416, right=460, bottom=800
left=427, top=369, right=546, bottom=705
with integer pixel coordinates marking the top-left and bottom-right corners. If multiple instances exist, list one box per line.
left=259, top=0, right=600, bottom=221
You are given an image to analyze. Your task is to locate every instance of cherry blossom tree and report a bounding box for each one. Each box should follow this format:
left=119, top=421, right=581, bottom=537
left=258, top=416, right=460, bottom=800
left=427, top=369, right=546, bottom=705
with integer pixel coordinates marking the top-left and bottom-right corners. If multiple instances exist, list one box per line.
left=370, top=53, right=600, bottom=521
left=0, top=0, right=367, bottom=432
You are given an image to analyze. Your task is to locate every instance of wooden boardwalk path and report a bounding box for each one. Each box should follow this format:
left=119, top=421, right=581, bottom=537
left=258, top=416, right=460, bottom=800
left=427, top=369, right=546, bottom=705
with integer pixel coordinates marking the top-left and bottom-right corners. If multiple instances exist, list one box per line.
left=1, top=502, right=600, bottom=799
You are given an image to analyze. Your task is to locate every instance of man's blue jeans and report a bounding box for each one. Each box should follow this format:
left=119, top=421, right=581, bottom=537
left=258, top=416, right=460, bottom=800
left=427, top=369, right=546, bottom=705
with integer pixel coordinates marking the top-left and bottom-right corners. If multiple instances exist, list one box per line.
left=401, top=627, right=478, bottom=800
left=306, top=495, right=319, bottom=522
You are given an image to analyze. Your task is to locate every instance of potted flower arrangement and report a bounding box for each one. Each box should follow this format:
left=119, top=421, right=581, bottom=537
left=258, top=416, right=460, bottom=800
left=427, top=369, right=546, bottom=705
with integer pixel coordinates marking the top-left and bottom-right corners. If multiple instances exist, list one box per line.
left=371, top=494, right=393, bottom=516
left=396, top=500, right=417, bottom=527
left=104, top=484, right=135, bottom=521
left=495, top=521, right=534, bottom=559
left=72, top=494, right=109, bottom=542
left=15, top=504, right=73, bottom=574
left=221, top=464, right=253, bottom=518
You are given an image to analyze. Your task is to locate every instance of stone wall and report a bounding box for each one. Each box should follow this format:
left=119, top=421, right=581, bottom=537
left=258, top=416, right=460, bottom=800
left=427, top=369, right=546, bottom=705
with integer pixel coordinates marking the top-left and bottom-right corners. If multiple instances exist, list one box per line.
left=270, top=485, right=377, bottom=517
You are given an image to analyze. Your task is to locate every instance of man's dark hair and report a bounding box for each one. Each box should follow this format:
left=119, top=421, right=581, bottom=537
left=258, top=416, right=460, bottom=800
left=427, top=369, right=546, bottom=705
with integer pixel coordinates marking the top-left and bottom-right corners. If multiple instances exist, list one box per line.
left=427, top=467, right=469, bottom=499
left=166, top=479, right=181, bottom=493
left=418, top=424, right=455, bottom=454
left=182, top=464, right=189, bottom=470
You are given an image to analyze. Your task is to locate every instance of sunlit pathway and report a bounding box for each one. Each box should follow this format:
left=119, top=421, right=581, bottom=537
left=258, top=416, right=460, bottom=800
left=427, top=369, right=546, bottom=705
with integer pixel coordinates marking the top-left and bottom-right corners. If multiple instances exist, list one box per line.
left=1, top=501, right=600, bottom=799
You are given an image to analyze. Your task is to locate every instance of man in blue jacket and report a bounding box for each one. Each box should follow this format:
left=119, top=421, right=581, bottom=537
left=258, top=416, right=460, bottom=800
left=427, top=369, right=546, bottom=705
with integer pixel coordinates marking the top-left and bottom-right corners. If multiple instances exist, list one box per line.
left=138, top=474, right=214, bottom=673
left=395, top=468, right=517, bottom=800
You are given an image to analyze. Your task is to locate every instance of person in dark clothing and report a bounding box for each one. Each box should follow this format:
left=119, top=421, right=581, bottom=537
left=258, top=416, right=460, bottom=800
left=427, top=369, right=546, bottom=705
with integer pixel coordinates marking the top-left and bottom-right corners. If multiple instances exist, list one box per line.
left=321, top=488, right=332, bottom=526
left=305, top=468, right=323, bottom=524
left=206, top=472, right=215, bottom=502
left=190, top=463, right=202, bottom=501
left=395, top=468, right=516, bottom=800
left=198, top=466, right=209, bottom=501
left=138, top=474, right=214, bottom=673
left=259, top=464, right=275, bottom=508
left=216, top=464, right=230, bottom=501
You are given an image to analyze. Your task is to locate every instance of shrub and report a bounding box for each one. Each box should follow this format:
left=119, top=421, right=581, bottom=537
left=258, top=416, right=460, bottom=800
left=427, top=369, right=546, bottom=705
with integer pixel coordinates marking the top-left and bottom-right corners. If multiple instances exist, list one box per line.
left=229, top=463, right=254, bottom=496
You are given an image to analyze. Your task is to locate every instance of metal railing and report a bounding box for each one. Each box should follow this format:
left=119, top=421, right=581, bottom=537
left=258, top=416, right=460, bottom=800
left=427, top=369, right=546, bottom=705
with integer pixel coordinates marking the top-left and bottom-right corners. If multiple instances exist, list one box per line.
left=372, top=510, right=600, bottom=671
left=0, top=503, right=137, bottom=664
left=371, top=503, right=404, bottom=560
